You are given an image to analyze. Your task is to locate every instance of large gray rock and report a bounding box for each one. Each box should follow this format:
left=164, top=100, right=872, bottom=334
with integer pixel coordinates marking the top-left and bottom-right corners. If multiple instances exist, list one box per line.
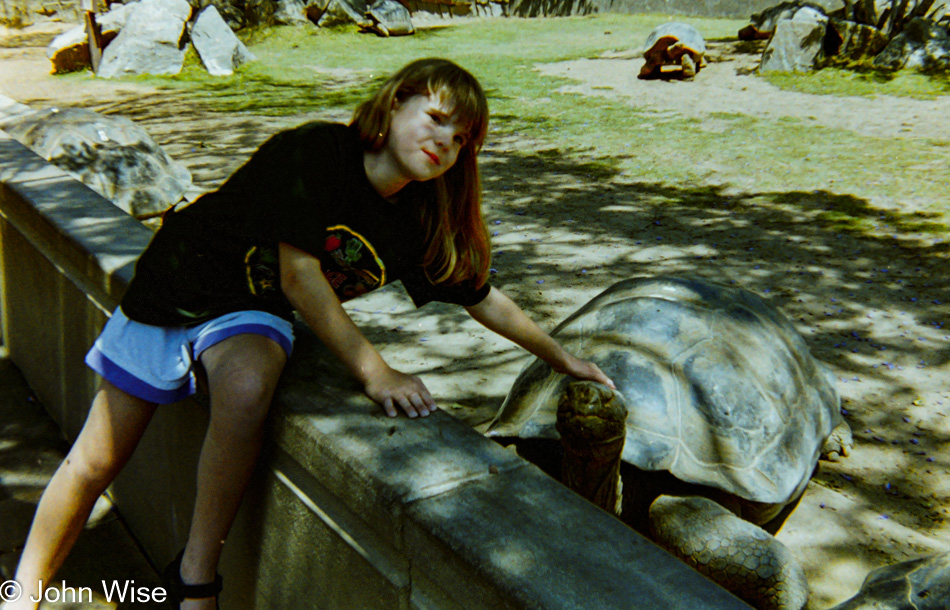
left=45, top=3, right=138, bottom=73
left=96, top=0, right=192, bottom=79
left=93, top=2, right=140, bottom=31
left=0, top=107, right=191, bottom=219
left=189, top=0, right=248, bottom=30
left=842, top=0, right=939, bottom=29
left=191, top=5, right=256, bottom=75
left=46, top=1, right=138, bottom=58
left=739, top=1, right=842, bottom=39
left=273, top=0, right=310, bottom=23
left=826, top=18, right=890, bottom=59
left=759, top=6, right=829, bottom=72
left=840, top=0, right=890, bottom=25
left=245, top=0, right=325, bottom=24
left=873, top=16, right=950, bottom=70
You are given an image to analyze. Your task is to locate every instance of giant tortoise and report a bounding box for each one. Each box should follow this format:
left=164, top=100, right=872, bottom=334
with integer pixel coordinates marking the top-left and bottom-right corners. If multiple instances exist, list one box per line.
left=359, top=0, right=415, bottom=37
left=639, top=22, right=708, bottom=79
left=487, top=276, right=853, bottom=610
left=0, top=106, right=190, bottom=220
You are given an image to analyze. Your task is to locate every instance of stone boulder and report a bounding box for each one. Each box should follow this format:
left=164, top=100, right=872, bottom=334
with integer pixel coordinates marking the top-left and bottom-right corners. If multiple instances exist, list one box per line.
left=873, top=16, right=950, bottom=70
left=46, top=2, right=136, bottom=74
left=245, top=0, right=326, bottom=24
left=188, top=0, right=247, bottom=30
left=839, top=0, right=890, bottom=26
left=840, top=0, right=944, bottom=31
left=759, top=6, right=829, bottom=71
left=274, top=0, right=311, bottom=23
left=96, top=0, right=192, bottom=79
left=739, top=0, right=842, bottom=39
left=190, top=5, right=256, bottom=75
left=0, top=107, right=191, bottom=219
left=825, top=18, right=890, bottom=59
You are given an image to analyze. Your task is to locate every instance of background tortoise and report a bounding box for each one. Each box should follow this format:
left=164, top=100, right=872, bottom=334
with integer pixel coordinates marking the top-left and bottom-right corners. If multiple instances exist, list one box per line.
left=0, top=106, right=190, bottom=221
left=487, top=276, right=853, bottom=610
left=359, top=0, right=415, bottom=37
left=830, top=550, right=950, bottom=609
left=639, top=22, right=708, bottom=79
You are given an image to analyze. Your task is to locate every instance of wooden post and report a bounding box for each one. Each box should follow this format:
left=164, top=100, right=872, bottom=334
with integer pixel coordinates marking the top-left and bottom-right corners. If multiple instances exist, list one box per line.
left=81, top=0, right=104, bottom=74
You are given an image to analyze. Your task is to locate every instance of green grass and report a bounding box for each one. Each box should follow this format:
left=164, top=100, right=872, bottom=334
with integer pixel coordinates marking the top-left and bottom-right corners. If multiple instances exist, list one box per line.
left=62, top=14, right=950, bottom=238
left=763, top=65, right=950, bottom=99
left=131, top=15, right=742, bottom=117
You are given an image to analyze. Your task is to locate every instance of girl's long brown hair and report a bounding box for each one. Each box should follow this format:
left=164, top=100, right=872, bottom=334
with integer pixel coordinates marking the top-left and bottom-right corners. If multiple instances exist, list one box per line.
left=351, top=58, right=491, bottom=288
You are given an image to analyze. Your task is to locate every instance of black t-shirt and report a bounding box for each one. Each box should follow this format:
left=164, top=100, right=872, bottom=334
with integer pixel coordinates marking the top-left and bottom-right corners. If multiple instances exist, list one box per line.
left=120, top=122, right=490, bottom=327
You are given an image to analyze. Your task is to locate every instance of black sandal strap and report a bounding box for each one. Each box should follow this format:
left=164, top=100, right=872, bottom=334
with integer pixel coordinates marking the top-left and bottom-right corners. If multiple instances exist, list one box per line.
left=163, top=550, right=224, bottom=603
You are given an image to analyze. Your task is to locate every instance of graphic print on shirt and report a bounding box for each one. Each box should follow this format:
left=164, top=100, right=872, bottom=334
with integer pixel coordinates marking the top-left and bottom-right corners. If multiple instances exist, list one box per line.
left=245, top=245, right=279, bottom=296
left=322, top=225, right=386, bottom=300
left=242, top=226, right=386, bottom=302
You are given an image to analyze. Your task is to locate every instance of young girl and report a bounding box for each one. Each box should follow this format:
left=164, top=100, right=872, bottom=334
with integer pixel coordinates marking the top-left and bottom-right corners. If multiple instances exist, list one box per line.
left=5, top=58, right=613, bottom=610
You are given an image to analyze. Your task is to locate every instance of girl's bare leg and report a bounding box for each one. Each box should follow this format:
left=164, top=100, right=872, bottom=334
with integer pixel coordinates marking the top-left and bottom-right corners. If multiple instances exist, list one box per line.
left=4, top=381, right=156, bottom=610
left=175, top=334, right=286, bottom=610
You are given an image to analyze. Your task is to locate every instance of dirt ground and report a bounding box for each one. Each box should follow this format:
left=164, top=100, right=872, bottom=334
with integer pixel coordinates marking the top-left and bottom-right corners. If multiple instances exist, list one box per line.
left=2, top=20, right=949, bottom=610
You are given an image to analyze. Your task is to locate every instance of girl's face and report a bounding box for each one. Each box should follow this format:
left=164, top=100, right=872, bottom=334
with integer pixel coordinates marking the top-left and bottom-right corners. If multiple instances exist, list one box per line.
left=385, top=92, right=468, bottom=183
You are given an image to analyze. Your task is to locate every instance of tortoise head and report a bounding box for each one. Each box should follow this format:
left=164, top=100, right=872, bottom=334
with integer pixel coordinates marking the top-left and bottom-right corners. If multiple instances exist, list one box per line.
left=555, top=381, right=628, bottom=446
left=556, top=381, right=628, bottom=514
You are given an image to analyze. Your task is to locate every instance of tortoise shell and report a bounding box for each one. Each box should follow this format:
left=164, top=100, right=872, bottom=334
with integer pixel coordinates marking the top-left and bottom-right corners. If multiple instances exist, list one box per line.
left=362, top=0, right=414, bottom=37
left=643, top=22, right=706, bottom=65
left=488, top=276, right=842, bottom=506
left=0, top=107, right=190, bottom=219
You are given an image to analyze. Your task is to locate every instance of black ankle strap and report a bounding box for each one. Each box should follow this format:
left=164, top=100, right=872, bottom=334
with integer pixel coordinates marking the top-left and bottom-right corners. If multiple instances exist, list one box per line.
left=163, top=550, right=224, bottom=602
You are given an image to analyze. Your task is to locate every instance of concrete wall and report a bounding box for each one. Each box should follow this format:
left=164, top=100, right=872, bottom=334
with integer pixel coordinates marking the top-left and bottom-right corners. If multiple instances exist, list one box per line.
left=0, top=128, right=751, bottom=608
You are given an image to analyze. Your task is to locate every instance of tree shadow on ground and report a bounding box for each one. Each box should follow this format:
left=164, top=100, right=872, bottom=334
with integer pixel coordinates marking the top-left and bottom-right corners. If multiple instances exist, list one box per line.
left=344, top=144, right=949, bottom=560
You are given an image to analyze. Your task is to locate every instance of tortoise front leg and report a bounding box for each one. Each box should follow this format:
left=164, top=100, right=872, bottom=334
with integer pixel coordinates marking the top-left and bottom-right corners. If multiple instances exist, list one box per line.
left=649, top=495, right=809, bottom=610
left=681, top=53, right=697, bottom=78
left=556, top=381, right=627, bottom=515
left=821, top=419, right=853, bottom=462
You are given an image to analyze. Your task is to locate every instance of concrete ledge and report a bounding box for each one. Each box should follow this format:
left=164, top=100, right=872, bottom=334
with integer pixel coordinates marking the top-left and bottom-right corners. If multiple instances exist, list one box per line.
left=1, top=125, right=750, bottom=608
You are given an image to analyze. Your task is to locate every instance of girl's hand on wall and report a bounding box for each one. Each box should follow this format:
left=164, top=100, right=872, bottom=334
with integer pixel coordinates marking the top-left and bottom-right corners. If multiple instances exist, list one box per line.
left=554, top=355, right=616, bottom=391
left=364, top=366, right=437, bottom=418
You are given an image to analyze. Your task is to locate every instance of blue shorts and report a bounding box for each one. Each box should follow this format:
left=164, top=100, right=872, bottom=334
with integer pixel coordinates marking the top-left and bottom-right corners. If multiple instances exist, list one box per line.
left=85, top=308, right=295, bottom=405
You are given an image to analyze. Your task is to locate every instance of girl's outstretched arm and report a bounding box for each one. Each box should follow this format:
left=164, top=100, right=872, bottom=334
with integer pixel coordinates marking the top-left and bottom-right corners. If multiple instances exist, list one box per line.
left=465, top=287, right=616, bottom=389
left=279, top=243, right=436, bottom=418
